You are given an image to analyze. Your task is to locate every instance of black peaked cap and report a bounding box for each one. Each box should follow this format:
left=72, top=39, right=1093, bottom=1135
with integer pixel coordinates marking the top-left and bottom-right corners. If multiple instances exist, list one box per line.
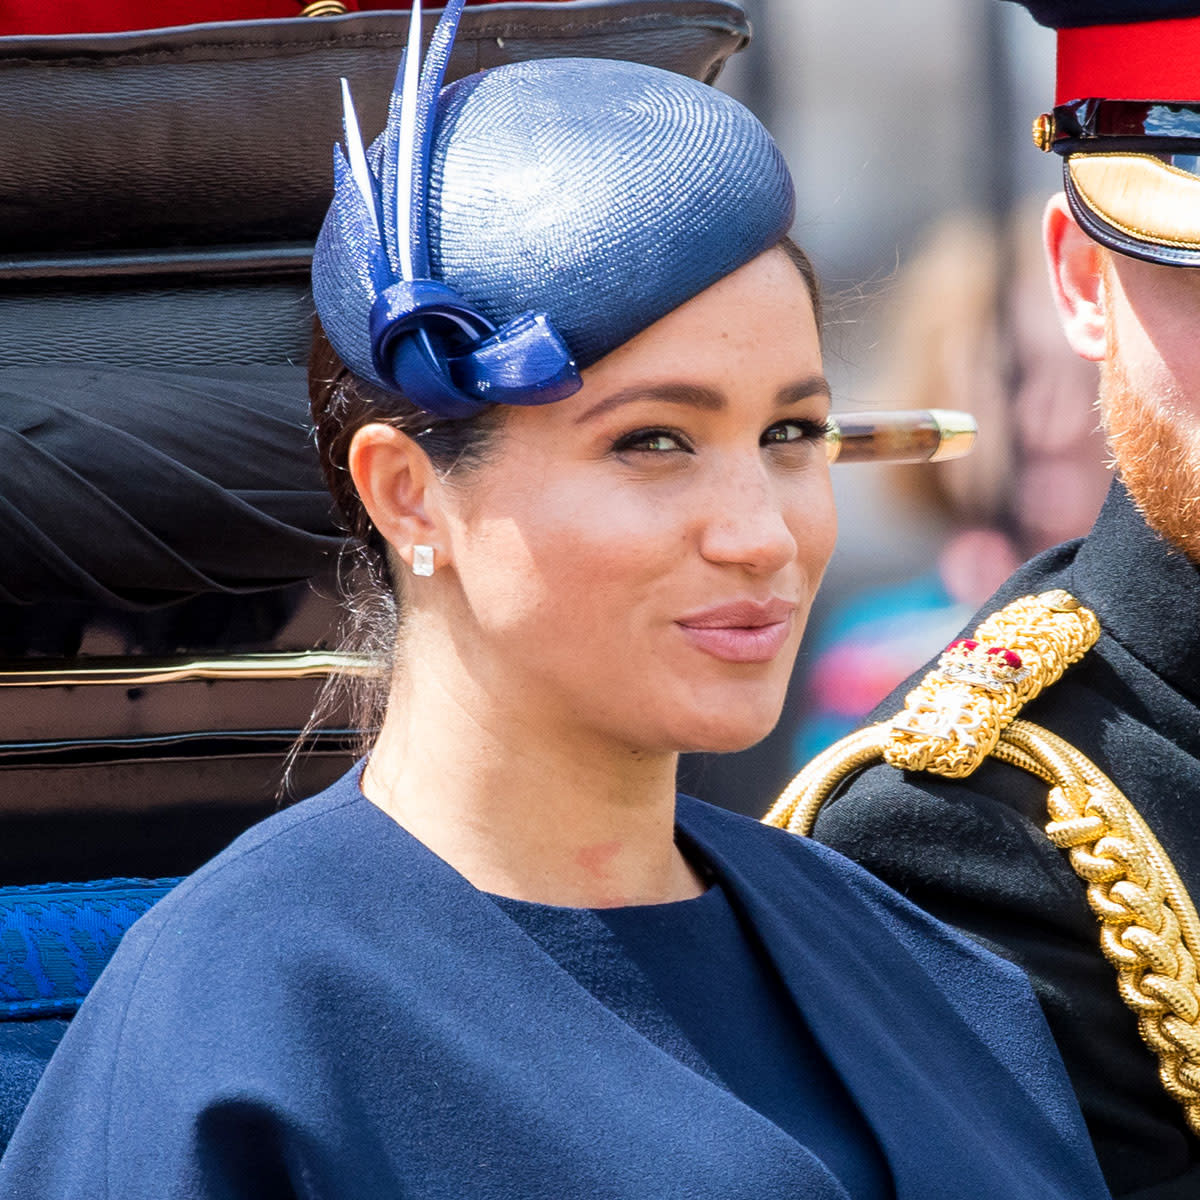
left=1008, top=0, right=1200, bottom=28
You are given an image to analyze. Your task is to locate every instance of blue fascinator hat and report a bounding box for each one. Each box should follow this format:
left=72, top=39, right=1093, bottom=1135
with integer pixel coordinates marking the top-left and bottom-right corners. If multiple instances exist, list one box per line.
left=312, top=0, right=796, bottom=419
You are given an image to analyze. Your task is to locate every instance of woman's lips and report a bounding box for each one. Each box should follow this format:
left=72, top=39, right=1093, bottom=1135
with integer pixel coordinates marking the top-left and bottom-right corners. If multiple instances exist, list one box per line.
left=675, top=599, right=797, bottom=664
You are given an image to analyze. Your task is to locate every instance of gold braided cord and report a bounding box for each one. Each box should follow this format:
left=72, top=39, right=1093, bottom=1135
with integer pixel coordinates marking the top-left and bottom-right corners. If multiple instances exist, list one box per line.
left=1003, top=720, right=1200, bottom=1132
left=1004, top=723, right=1200, bottom=977
left=764, top=588, right=1200, bottom=1134
left=762, top=723, right=889, bottom=834
left=766, top=590, right=1100, bottom=835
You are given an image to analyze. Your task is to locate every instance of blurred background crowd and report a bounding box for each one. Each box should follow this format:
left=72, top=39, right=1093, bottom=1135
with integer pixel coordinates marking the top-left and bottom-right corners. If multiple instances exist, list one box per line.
left=680, top=0, right=1112, bottom=811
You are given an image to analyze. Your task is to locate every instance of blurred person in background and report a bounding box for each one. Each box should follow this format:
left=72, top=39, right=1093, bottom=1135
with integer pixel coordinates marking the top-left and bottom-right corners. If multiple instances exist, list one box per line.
left=774, top=2, right=1200, bottom=1194
left=793, top=203, right=1108, bottom=763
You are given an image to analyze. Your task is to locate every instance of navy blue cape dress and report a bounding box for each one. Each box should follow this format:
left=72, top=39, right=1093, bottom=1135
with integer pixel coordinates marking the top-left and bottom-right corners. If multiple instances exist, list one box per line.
left=0, top=768, right=1108, bottom=1199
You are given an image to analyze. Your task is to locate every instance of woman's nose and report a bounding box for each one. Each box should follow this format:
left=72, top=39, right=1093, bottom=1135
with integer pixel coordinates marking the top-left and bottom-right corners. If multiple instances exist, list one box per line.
left=697, top=461, right=799, bottom=574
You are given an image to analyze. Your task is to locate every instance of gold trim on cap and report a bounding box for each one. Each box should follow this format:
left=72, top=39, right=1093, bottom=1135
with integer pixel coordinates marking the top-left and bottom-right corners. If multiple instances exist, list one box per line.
left=1069, top=153, right=1200, bottom=249
left=927, top=408, right=978, bottom=463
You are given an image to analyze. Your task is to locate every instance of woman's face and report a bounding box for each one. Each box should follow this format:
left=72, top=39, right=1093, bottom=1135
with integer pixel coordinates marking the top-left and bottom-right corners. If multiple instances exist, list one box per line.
left=432, top=247, right=835, bottom=755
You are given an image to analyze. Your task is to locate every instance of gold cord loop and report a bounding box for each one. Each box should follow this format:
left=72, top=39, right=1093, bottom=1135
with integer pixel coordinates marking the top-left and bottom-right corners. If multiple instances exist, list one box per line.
left=766, top=589, right=1200, bottom=1135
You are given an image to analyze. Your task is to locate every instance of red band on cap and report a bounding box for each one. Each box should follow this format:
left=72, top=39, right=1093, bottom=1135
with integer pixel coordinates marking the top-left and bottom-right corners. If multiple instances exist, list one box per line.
left=1058, top=17, right=1200, bottom=105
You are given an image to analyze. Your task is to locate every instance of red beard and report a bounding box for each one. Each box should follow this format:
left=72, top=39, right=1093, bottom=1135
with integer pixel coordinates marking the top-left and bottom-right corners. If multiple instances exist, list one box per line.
left=1101, top=354, right=1200, bottom=564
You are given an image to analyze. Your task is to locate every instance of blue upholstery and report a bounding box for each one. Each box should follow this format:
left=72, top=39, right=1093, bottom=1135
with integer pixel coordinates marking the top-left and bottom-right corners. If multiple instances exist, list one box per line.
left=0, top=878, right=178, bottom=1018
left=0, top=1019, right=69, bottom=1151
left=0, top=877, right=177, bottom=1154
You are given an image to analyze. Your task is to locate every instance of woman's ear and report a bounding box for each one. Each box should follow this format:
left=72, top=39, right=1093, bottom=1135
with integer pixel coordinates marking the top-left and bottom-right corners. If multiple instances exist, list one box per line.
left=348, top=423, right=446, bottom=576
left=1043, top=192, right=1107, bottom=363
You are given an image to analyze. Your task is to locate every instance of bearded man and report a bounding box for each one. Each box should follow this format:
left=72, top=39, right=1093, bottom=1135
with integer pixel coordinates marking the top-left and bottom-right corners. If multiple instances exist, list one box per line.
left=775, top=3, right=1200, bottom=1196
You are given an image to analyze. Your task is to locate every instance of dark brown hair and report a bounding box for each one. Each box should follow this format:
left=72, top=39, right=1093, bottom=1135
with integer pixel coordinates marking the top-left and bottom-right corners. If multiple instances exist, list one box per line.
left=308, top=322, right=508, bottom=565
left=779, top=234, right=822, bottom=331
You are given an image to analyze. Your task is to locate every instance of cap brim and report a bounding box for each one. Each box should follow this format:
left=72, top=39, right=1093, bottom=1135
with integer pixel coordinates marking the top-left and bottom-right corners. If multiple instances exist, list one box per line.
left=1065, top=152, right=1200, bottom=267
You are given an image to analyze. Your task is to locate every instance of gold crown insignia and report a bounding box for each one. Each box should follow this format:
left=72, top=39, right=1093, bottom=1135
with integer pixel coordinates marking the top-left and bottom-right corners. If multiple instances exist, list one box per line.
left=934, top=638, right=1030, bottom=692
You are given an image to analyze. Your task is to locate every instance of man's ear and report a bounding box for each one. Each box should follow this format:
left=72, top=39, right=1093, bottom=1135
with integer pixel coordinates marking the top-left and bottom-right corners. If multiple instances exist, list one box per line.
left=1043, top=192, right=1107, bottom=363
left=348, top=423, right=446, bottom=576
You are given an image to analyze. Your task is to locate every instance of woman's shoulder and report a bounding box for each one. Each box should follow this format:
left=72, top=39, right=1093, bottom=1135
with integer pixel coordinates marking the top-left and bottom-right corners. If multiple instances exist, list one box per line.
left=677, top=795, right=1071, bottom=1114
left=677, top=791, right=914, bottom=893
left=115, top=767, right=382, bottom=969
left=190, top=764, right=368, bottom=873
left=173, top=765, right=367, bottom=885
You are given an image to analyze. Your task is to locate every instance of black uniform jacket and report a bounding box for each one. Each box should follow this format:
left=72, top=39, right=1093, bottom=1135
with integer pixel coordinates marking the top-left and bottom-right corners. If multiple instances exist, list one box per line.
left=814, top=479, right=1200, bottom=1200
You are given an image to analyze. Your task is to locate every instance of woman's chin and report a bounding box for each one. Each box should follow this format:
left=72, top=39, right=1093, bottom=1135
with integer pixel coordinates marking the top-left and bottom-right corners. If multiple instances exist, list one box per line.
left=667, top=675, right=791, bottom=755
left=666, top=704, right=784, bottom=757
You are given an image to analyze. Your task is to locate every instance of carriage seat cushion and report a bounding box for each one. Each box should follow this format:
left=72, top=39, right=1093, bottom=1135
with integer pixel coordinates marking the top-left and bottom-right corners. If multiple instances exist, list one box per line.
left=0, top=877, right=178, bottom=1153
left=0, top=1018, right=69, bottom=1151
left=0, top=877, right=180, bottom=1018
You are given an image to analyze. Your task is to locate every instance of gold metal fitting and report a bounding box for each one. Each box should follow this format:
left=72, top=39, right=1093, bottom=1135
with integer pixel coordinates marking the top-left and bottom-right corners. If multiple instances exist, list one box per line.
left=927, top=408, right=978, bottom=463
left=1043, top=588, right=1082, bottom=613
left=0, top=652, right=378, bottom=689
left=823, top=419, right=843, bottom=464
left=1032, top=112, right=1056, bottom=153
left=298, top=0, right=348, bottom=16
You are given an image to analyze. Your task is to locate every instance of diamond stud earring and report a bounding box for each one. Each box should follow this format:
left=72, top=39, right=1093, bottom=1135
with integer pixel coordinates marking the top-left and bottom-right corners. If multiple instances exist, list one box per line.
left=412, top=545, right=436, bottom=577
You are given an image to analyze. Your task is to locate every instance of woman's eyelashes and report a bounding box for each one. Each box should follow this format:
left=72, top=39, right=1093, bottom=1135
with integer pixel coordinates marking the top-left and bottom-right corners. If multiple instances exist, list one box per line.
left=761, top=418, right=832, bottom=446
left=609, top=417, right=831, bottom=458
left=611, top=426, right=694, bottom=455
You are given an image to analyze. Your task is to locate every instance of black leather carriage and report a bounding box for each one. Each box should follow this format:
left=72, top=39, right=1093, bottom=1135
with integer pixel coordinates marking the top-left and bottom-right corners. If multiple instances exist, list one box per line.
left=0, top=0, right=751, bottom=1149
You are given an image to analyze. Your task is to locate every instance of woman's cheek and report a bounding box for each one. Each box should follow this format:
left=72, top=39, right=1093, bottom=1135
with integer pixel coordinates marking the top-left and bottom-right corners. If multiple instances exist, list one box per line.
left=791, top=473, right=837, bottom=581
left=450, top=508, right=649, bottom=636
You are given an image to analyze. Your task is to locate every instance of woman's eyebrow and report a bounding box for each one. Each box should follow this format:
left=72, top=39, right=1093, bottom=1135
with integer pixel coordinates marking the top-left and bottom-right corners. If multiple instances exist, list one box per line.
left=575, top=384, right=724, bottom=424
left=778, top=376, right=832, bottom=406
left=576, top=376, right=831, bottom=425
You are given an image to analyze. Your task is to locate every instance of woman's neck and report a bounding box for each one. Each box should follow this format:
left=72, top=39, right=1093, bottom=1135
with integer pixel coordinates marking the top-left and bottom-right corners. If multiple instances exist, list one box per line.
left=360, top=658, right=705, bottom=908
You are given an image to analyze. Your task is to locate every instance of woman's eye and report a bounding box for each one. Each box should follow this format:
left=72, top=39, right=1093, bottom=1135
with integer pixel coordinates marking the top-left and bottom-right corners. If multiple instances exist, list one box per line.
left=762, top=418, right=831, bottom=446
left=612, top=428, right=692, bottom=454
